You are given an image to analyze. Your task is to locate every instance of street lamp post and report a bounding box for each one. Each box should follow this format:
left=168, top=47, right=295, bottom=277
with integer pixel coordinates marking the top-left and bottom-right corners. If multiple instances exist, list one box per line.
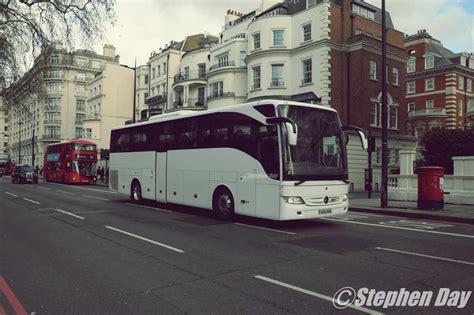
left=18, top=121, right=23, bottom=165
left=31, top=128, right=35, bottom=168
left=380, top=0, right=389, bottom=208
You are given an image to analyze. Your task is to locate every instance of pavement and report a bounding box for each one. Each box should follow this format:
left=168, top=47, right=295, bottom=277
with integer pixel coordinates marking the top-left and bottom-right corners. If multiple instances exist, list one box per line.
left=1, top=176, right=474, bottom=314
left=349, top=192, right=474, bottom=225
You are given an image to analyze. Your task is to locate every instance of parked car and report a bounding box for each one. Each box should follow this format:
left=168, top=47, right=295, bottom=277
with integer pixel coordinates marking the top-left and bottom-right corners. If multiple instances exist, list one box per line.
left=11, top=165, right=38, bottom=184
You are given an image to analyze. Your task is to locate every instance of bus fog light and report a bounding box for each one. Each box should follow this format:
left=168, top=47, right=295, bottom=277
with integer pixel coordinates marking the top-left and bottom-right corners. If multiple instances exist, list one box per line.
left=283, top=196, right=304, bottom=204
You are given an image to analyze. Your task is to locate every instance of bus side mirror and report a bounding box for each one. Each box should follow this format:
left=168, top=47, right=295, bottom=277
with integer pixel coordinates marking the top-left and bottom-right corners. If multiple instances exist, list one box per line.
left=266, top=117, right=298, bottom=146
left=285, top=122, right=298, bottom=146
left=342, top=125, right=368, bottom=151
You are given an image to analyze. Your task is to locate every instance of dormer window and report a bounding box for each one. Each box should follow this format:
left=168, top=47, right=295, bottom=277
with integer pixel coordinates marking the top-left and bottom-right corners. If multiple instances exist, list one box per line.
left=351, top=4, right=375, bottom=21
left=425, top=55, right=434, bottom=69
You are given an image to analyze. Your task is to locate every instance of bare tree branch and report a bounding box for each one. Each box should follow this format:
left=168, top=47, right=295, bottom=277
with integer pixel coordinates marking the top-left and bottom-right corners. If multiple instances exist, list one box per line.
left=0, top=0, right=116, bottom=89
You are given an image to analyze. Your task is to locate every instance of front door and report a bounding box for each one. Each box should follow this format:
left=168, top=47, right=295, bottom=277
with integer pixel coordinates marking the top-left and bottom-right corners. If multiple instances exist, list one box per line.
left=155, top=152, right=167, bottom=202
left=236, top=170, right=256, bottom=216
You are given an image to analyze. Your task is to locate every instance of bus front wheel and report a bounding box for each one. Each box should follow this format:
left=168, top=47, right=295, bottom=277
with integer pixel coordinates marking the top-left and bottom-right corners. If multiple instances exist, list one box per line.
left=213, top=187, right=235, bottom=221
left=131, top=180, right=142, bottom=202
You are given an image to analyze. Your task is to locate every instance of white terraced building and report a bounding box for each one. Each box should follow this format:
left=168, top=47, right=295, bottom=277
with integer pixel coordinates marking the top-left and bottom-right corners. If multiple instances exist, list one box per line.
left=4, top=45, right=133, bottom=168
left=144, top=0, right=417, bottom=190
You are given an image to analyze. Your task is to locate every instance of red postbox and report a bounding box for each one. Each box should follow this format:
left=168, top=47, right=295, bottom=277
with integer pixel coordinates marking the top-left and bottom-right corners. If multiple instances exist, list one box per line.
left=417, top=166, right=444, bottom=210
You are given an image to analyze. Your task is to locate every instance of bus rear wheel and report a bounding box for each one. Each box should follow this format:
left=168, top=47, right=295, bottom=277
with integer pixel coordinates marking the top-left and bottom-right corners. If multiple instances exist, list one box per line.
left=213, top=187, right=235, bottom=221
left=131, top=180, right=142, bottom=202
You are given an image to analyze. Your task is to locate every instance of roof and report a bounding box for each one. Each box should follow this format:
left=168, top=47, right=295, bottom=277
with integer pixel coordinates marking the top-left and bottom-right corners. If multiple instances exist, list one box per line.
left=428, top=42, right=456, bottom=68
left=47, top=139, right=97, bottom=146
left=182, top=34, right=219, bottom=52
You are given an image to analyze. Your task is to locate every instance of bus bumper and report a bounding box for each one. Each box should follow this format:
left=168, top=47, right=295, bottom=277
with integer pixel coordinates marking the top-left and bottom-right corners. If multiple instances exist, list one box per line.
left=279, top=199, right=348, bottom=221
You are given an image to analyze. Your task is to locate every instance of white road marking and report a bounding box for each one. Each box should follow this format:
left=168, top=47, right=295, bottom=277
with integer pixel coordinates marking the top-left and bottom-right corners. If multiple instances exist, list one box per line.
left=331, top=213, right=369, bottom=221
left=37, top=187, right=51, bottom=191
left=23, top=198, right=40, bottom=205
left=234, top=223, right=295, bottom=235
left=55, top=190, right=74, bottom=195
left=82, top=195, right=109, bottom=201
left=104, top=225, right=184, bottom=253
left=254, top=275, right=382, bottom=315
left=320, top=218, right=474, bottom=239
left=54, top=208, right=85, bottom=220
left=125, top=202, right=172, bottom=213
left=5, top=192, right=18, bottom=197
left=44, top=182, right=117, bottom=194
left=379, top=219, right=452, bottom=230
left=375, top=247, right=474, bottom=266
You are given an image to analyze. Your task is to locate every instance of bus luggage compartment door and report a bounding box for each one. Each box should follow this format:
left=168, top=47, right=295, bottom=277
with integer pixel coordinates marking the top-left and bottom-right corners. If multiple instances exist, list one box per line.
left=156, top=152, right=167, bottom=203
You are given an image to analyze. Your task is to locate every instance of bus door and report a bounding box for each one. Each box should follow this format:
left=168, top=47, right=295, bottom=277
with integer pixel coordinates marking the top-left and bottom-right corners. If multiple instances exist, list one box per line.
left=155, top=152, right=167, bottom=202
left=237, top=170, right=256, bottom=216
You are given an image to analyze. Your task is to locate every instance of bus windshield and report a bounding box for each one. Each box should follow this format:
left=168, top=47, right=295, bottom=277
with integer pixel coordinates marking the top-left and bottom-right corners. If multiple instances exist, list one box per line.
left=72, top=161, right=96, bottom=177
left=278, top=104, right=347, bottom=181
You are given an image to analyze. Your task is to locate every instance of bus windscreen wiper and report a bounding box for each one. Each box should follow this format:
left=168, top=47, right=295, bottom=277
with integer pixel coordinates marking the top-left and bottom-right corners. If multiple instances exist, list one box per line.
left=294, top=180, right=307, bottom=186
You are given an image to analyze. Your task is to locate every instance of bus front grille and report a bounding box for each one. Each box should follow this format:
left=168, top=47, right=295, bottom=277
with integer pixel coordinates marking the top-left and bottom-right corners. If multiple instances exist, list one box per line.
left=110, top=170, right=118, bottom=190
left=303, top=196, right=342, bottom=206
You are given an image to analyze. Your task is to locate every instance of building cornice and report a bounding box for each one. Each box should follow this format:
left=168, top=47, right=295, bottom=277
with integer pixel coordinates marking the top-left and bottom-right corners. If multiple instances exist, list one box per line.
left=335, top=40, right=407, bottom=62
left=407, top=64, right=474, bottom=80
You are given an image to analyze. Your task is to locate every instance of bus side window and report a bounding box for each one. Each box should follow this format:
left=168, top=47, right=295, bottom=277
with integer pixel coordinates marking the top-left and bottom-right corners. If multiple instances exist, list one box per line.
left=181, top=118, right=197, bottom=149
left=111, top=129, right=130, bottom=152
left=158, top=122, right=174, bottom=151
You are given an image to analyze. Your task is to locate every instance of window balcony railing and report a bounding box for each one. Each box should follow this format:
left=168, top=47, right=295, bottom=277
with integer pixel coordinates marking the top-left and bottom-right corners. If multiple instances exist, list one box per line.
left=45, top=105, right=61, bottom=111
left=76, top=106, right=85, bottom=111
left=209, top=60, right=236, bottom=71
left=85, top=114, right=101, bottom=120
left=44, top=73, right=64, bottom=79
left=43, top=119, right=61, bottom=125
left=207, top=91, right=235, bottom=101
left=174, top=71, right=207, bottom=84
left=270, top=79, right=285, bottom=87
left=186, top=98, right=206, bottom=107
left=408, top=108, right=446, bottom=117
left=42, top=134, right=61, bottom=140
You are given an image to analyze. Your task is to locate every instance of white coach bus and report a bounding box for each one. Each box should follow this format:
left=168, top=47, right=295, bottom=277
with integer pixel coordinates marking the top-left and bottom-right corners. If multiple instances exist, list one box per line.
left=109, top=100, right=367, bottom=220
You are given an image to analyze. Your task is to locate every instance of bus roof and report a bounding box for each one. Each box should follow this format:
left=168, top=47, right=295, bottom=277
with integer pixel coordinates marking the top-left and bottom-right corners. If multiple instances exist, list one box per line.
left=46, top=139, right=97, bottom=147
left=112, top=99, right=337, bottom=131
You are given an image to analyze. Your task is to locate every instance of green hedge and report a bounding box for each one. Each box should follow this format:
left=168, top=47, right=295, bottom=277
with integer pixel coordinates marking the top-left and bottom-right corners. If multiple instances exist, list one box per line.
left=421, top=128, right=474, bottom=174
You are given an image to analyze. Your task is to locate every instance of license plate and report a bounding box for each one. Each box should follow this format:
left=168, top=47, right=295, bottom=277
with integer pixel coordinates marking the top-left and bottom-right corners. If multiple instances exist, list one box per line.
left=319, top=209, right=332, bottom=215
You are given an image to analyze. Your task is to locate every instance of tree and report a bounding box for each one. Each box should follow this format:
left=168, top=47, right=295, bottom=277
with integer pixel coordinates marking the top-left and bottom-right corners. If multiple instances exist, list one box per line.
left=421, top=128, right=474, bottom=174
left=0, top=0, right=116, bottom=88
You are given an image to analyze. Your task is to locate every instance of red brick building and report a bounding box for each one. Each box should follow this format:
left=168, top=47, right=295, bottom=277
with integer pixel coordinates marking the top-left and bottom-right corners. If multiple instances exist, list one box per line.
left=404, top=30, right=474, bottom=143
left=329, top=0, right=416, bottom=190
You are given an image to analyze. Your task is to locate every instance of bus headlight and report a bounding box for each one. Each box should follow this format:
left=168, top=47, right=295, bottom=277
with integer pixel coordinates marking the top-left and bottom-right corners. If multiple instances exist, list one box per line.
left=283, top=196, right=305, bottom=204
left=342, top=195, right=348, bottom=201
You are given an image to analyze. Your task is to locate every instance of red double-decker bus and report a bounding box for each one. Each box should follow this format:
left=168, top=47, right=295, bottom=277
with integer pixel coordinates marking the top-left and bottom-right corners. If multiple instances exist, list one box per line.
left=43, top=140, right=97, bottom=184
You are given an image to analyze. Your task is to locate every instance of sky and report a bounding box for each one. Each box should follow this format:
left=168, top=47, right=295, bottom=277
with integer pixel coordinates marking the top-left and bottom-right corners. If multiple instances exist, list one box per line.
left=97, top=0, right=474, bottom=67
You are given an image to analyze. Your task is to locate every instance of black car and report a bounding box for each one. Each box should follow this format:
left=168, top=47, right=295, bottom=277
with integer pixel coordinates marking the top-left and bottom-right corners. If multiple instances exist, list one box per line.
left=11, top=165, right=38, bottom=184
